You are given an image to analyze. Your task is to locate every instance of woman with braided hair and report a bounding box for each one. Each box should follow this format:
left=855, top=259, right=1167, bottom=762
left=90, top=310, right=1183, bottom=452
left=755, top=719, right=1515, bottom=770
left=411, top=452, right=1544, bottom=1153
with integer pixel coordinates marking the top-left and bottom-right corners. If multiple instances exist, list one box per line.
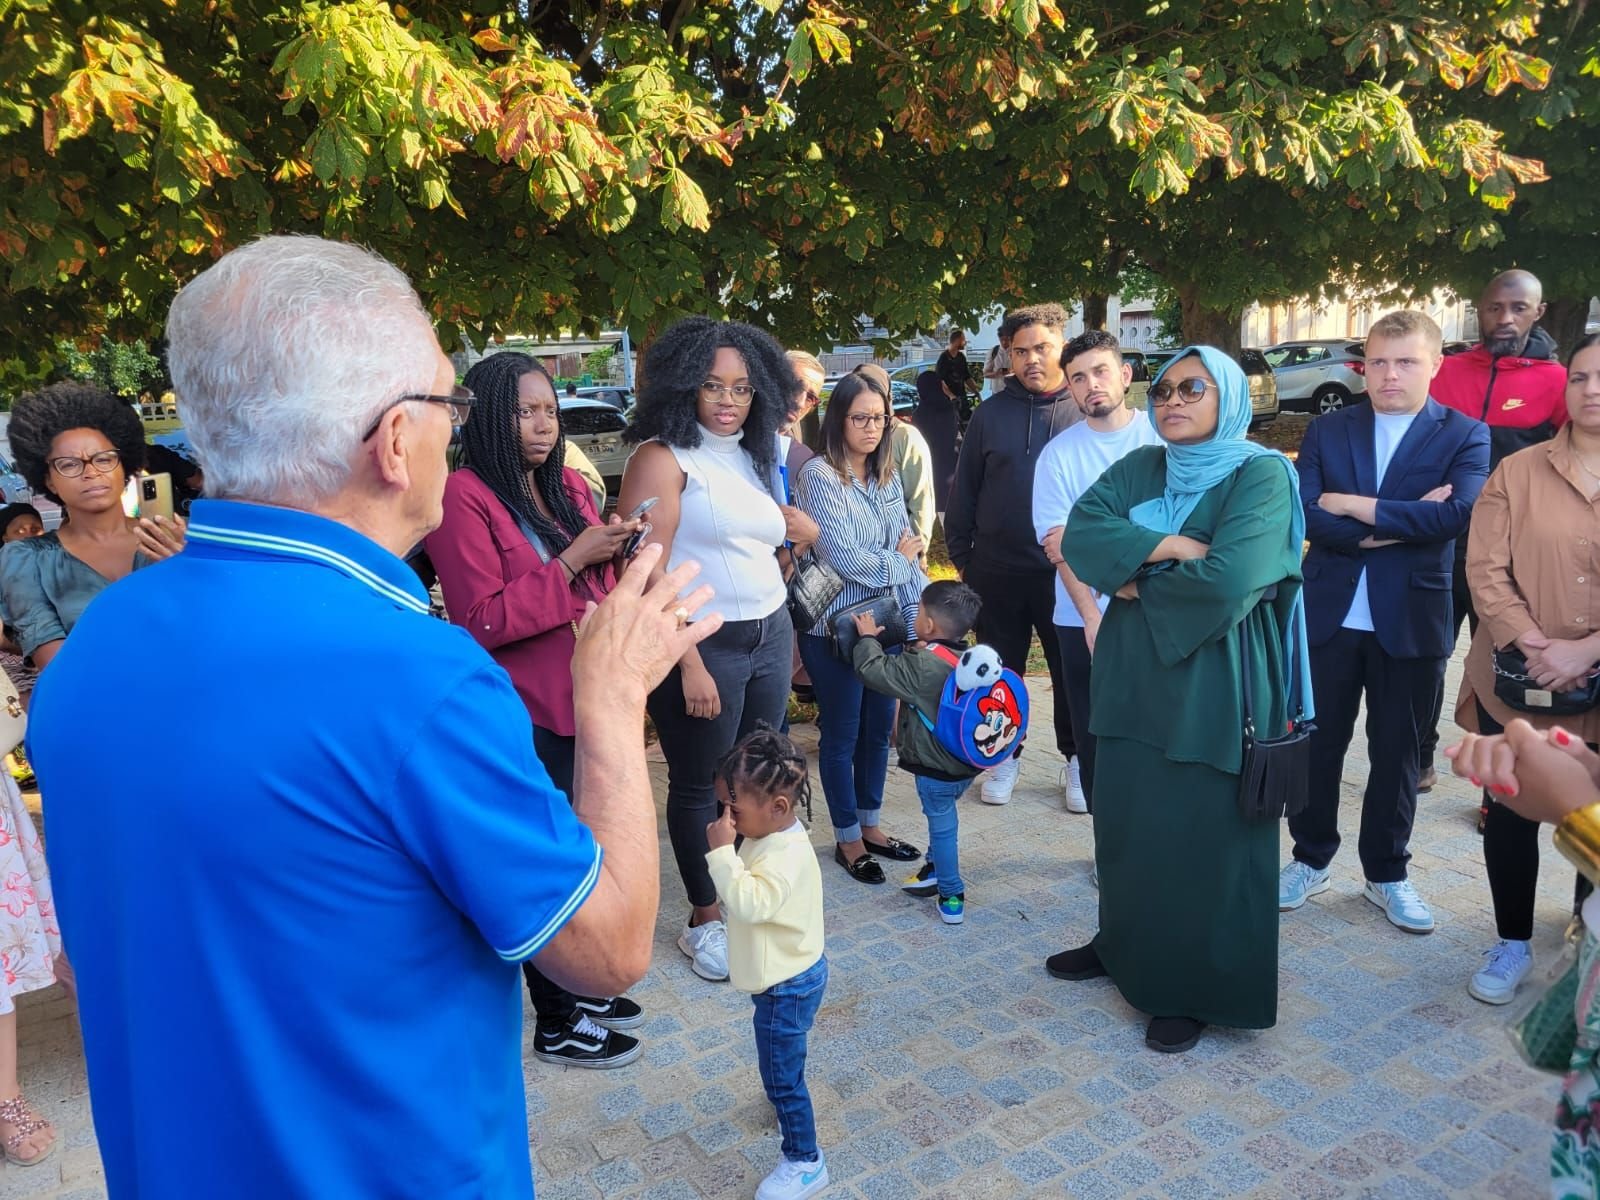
left=426, top=350, right=647, bottom=1069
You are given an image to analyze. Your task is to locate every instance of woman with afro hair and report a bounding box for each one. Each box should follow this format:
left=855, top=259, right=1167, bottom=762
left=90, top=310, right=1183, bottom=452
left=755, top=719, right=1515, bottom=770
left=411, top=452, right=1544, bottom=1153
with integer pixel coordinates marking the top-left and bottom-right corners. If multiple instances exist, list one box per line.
left=0, top=382, right=182, bottom=675
left=617, top=317, right=819, bottom=983
left=424, top=351, right=649, bottom=1068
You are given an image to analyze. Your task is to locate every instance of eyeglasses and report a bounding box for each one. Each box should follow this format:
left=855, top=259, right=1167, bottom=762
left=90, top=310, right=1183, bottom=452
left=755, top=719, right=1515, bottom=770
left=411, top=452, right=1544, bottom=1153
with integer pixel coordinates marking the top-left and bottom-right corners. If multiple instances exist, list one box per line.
left=801, top=389, right=821, bottom=406
left=847, top=413, right=890, bottom=429
left=699, top=382, right=755, bottom=405
left=1149, top=378, right=1216, bottom=407
left=361, top=386, right=476, bottom=441
left=49, top=450, right=121, bottom=478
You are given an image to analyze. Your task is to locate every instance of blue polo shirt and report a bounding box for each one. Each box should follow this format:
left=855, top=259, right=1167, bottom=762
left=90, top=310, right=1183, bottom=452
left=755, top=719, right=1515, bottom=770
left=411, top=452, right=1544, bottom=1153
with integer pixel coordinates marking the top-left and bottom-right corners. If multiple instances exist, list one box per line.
left=28, top=500, right=602, bottom=1199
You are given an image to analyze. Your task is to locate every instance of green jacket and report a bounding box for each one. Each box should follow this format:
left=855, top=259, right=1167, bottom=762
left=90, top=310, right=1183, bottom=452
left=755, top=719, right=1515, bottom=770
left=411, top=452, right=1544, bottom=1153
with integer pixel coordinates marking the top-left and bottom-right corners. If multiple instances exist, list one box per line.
left=852, top=637, right=976, bottom=781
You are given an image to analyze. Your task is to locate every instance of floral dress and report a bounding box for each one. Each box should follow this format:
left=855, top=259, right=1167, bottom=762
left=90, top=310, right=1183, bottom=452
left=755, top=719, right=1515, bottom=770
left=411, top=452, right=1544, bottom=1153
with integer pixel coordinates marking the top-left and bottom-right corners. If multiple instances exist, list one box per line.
left=0, top=773, right=59, bottom=1013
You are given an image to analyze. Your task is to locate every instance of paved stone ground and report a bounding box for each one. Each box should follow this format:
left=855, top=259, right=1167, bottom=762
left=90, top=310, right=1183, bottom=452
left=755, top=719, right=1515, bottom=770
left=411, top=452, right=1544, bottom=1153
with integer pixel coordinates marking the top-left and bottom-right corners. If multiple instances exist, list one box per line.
left=4, top=647, right=1565, bottom=1198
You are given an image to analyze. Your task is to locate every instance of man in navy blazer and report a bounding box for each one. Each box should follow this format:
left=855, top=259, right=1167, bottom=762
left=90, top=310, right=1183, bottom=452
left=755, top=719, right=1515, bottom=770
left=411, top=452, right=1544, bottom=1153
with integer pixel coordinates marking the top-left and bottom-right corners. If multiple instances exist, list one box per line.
left=1280, top=310, right=1490, bottom=935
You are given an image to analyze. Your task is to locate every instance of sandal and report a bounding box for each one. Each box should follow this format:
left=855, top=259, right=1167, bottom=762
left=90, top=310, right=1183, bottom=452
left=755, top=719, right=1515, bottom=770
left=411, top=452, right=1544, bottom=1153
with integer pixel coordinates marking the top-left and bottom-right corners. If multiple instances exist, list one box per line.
left=861, top=835, right=921, bottom=862
left=834, top=845, right=886, bottom=884
left=0, top=1092, right=54, bottom=1167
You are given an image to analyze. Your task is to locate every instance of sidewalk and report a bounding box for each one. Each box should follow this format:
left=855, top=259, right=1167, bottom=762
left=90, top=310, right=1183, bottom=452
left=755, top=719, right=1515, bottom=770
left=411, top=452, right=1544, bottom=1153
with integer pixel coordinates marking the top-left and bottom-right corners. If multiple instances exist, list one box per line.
left=8, top=648, right=1559, bottom=1198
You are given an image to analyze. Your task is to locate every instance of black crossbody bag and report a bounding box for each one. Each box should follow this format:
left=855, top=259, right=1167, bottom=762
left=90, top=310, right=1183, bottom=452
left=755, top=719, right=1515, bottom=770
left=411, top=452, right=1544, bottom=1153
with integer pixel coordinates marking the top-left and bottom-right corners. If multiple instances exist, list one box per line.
left=1238, top=595, right=1315, bottom=823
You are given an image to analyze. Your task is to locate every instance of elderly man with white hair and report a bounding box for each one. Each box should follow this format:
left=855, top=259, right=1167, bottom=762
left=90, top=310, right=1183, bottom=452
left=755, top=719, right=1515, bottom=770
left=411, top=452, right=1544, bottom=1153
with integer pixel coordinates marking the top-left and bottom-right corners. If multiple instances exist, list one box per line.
left=26, top=235, right=719, bottom=1199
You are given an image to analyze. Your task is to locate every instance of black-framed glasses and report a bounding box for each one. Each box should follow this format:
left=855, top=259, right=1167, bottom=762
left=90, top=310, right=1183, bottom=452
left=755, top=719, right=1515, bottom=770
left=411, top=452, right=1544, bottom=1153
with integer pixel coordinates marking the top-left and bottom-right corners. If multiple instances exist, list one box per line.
left=847, top=413, right=889, bottom=429
left=48, top=449, right=121, bottom=478
left=362, top=386, right=476, bottom=441
left=1149, top=378, right=1216, bottom=408
left=698, top=381, right=755, bottom=406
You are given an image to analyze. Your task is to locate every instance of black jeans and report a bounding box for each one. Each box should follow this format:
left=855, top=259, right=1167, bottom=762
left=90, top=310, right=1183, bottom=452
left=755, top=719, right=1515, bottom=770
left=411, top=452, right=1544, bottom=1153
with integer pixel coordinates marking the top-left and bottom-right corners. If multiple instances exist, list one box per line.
left=1054, top=624, right=1094, bottom=811
left=1419, top=554, right=1479, bottom=768
left=1291, top=628, right=1445, bottom=882
left=523, top=725, right=583, bottom=1031
left=964, top=561, right=1073, bottom=759
left=649, top=608, right=793, bottom=909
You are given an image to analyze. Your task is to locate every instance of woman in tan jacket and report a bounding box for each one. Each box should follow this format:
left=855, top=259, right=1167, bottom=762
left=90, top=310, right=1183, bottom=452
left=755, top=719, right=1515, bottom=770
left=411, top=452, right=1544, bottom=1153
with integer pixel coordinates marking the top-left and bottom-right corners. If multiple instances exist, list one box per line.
left=1458, top=332, right=1600, bottom=1007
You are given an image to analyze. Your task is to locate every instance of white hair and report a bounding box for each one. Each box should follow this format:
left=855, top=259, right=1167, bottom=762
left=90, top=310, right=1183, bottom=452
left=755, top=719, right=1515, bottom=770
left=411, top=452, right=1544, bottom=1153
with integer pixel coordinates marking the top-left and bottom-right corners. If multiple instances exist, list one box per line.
left=166, top=235, right=440, bottom=504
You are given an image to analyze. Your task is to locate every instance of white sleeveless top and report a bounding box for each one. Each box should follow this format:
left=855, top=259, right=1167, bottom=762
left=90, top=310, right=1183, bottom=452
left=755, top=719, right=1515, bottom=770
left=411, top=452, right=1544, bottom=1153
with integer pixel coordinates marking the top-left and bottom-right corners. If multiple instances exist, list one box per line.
left=665, top=426, right=787, bottom=621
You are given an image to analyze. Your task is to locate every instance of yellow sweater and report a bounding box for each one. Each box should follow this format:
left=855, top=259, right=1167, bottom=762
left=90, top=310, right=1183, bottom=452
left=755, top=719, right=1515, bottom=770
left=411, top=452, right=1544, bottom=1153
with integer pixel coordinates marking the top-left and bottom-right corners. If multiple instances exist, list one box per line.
left=705, top=822, right=824, bottom=993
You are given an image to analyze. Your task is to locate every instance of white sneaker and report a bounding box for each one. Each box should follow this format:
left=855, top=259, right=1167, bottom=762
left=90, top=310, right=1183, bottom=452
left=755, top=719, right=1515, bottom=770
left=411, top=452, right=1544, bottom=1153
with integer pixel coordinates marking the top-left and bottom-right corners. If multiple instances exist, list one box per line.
left=757, top=1156, right=829, bottom=1200
left=676, top=919, right=729, bottom=981
left=1061, top=757, right=1087, bottom=813
left=1277, top=861, right=1331, bottom=911
left=980, top=754, right=1020, bottom=804
left=1364, top=878, right=1435, bottom=934
left=1468, top=939, right=1533, bottom=1004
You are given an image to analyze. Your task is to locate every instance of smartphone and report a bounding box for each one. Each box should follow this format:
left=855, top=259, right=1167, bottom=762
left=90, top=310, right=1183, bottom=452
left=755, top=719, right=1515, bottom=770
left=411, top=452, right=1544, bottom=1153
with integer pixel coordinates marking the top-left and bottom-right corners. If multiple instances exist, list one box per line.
left=621, top=497, right=659, bottom=559
left=121, top=472, right=174, bottom=522
left=626, top=497, right=660, bottom=521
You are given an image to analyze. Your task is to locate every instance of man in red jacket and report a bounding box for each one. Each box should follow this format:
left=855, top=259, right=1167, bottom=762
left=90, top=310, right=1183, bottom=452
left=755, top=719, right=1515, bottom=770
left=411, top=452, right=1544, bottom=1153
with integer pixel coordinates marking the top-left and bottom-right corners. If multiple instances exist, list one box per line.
left=1419, top=268, right=1568, bottom=790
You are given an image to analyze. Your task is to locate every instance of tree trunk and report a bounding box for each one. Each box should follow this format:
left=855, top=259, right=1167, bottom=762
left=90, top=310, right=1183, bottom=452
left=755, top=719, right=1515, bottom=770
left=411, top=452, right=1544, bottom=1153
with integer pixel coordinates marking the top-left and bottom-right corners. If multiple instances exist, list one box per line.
left=1176, top=286, right=1242, bottom=354
left=1544, top=294, right=1596, bottom=357
left=1081, top=293, right=1109, bottom=331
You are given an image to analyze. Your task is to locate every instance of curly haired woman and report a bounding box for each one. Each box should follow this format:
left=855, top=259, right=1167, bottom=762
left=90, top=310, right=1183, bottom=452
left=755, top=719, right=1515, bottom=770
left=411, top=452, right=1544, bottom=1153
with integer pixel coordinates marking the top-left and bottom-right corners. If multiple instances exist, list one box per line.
left=616, top=318, right=818, bottom=983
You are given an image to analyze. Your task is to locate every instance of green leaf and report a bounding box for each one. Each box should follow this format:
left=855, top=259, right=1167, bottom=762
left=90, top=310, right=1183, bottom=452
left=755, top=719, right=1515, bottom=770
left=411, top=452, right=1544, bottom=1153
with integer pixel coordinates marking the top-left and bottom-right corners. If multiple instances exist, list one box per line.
left=660, top=166, right=709, bottom=233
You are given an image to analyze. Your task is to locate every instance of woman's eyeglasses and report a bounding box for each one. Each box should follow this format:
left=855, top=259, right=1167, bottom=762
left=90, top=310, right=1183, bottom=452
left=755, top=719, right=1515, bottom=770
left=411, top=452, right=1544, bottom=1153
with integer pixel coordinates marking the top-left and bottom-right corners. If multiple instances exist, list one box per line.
left=847, top=413, right=890, bottom=429
left=699, top=382, right=755, bottom=406
left=48, top=450, right=121, bottom=478
left=1149, top=378, right=1216, bottom=407
left=362, top=386, right=476, bottom=441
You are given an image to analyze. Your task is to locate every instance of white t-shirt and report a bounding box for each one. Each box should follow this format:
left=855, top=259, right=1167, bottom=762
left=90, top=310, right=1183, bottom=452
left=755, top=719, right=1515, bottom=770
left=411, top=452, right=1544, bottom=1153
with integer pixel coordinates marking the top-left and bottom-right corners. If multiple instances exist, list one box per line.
left=1342, top=409, right=1420, bottom=632
left=1032, top=415, right=1163, bottom=626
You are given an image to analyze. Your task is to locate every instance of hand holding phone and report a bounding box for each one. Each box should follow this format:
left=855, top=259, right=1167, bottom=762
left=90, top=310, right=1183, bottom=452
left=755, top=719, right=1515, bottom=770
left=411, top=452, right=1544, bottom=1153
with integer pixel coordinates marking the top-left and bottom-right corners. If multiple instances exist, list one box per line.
left=622, top=497, right=659, bottom=559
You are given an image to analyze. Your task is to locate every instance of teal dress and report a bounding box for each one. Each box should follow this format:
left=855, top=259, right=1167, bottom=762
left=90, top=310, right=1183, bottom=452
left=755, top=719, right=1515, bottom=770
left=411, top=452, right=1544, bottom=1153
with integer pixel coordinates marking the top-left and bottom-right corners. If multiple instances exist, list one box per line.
left=0, top=533, right=150, bottom=660
left=1063, top=448, right=1302, bottom=1028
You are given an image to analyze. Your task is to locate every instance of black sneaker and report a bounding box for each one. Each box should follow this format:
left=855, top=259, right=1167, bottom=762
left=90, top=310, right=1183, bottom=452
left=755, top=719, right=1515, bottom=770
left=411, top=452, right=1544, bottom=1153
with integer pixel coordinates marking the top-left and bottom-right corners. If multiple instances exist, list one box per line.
left=1046, top=943, right=1107, bottom=981
left=573, top=994, right=645, bottom=1030
left=534, top=1013, right=642, bottom=1069
left=900, top=862, right=938, bottom=898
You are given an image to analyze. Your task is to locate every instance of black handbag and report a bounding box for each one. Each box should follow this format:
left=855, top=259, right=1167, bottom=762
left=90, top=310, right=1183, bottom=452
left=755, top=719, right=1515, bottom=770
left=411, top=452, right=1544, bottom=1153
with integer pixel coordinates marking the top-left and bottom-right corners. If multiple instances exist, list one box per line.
left=1493, top=646, right=1600, bottom=716
left=786, top=548, right=846, bottom=632
left=1237, top=608, right=1315, bottom=823
left=828, top=594, right=907, bottom=661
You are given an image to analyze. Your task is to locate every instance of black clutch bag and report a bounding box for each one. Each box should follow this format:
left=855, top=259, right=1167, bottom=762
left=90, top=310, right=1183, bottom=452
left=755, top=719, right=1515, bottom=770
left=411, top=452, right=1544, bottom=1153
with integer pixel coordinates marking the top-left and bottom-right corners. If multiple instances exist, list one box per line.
left=1493, top=646, right=1600, bottom=716
left=1237, top=601, right=1314, bottom=823
left=786, top=548, right=845, bottom=632
left=828, top=594, right=906, bottom=661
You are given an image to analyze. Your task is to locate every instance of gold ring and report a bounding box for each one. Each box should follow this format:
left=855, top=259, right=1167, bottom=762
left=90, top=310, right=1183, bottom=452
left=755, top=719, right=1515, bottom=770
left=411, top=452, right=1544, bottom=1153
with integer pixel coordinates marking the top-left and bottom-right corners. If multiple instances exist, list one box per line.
left=672, top=606, right=691, bottom=625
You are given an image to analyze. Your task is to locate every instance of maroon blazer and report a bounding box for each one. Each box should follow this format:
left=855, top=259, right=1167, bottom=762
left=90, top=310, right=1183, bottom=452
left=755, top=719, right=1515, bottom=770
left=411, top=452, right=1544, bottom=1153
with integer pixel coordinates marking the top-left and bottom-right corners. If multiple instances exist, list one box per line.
left=426, top=466, right=612, bottom=737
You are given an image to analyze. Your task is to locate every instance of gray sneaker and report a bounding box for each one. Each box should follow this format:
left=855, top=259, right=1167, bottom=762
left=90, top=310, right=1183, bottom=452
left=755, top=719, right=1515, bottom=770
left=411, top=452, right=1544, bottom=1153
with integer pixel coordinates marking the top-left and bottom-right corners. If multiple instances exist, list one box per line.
left=1278, top=861, right=1331, bottom=911
left=677, top=919, right=730, bottom=981
left=1364, top=878, right=1434, bottom=934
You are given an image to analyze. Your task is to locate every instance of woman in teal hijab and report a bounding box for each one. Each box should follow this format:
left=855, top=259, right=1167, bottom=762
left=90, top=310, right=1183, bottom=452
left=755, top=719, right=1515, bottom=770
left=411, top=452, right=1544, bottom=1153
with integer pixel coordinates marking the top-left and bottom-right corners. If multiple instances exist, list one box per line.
left=1048, top=345, right=1306, bottom=1053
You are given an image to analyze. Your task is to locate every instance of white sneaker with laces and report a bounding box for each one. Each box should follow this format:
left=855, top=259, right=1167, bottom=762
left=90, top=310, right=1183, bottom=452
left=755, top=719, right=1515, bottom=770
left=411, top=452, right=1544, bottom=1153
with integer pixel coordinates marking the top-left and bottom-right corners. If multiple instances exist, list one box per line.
left=1364, top=878, right=1435, bottom=934
left=1468, top=938, right=1533, bottom=1004
left=1061, top=757, right=1087, bottom=813
left=980, top=754, right=1020, bottom=805
left=676, top=919, right=729, bottom=981
left=1277, top=861, right=1331, bottom=911
left=756, top=1156, right=829, bottom=1200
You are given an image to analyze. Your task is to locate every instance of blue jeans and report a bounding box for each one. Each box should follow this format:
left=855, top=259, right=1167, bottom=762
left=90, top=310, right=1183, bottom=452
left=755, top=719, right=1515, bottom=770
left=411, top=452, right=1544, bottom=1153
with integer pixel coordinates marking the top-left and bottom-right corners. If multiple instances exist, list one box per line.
left=915, top=775, right=971, bottom=897
left=752, top=955, right=828, bottom=1162
left=798, top=634, right=895, bottom=842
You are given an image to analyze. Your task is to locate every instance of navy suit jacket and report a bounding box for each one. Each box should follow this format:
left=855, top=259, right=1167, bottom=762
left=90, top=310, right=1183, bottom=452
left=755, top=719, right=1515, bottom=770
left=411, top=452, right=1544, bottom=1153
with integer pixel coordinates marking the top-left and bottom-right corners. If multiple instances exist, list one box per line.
left=1297, top=398, right=1490, bottom=659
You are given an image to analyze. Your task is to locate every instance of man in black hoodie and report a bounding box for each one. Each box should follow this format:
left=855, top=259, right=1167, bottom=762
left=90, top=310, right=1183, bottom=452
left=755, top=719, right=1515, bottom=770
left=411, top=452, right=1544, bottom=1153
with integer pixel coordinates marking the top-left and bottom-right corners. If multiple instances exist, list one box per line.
left=945, top=303, right=1083, bottom=803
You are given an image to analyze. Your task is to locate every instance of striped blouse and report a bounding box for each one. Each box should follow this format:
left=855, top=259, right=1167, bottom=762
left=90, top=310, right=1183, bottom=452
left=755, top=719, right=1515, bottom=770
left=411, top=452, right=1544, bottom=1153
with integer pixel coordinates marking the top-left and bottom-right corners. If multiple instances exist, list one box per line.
left=796, top=455, right=928, bottom=639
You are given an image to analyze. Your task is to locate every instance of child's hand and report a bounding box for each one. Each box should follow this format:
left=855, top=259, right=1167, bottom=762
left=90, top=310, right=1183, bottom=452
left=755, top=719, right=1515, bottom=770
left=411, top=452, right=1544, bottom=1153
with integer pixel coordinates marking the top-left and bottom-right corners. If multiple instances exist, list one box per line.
left=853, top=611, right=884, bottom=638
left=706, top=806, right=737, bottom=850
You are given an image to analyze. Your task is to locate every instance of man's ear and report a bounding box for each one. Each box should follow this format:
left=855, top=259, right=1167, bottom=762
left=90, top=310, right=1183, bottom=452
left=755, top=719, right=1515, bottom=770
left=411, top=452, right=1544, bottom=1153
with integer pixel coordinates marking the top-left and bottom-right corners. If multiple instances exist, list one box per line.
left=370, top=405, right=416, bottom=491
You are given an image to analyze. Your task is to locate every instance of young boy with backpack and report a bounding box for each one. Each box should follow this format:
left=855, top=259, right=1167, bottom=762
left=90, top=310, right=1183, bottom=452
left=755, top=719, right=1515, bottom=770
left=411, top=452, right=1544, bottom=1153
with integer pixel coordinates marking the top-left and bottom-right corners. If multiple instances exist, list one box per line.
left=851, top=580, right=1028, bottom=925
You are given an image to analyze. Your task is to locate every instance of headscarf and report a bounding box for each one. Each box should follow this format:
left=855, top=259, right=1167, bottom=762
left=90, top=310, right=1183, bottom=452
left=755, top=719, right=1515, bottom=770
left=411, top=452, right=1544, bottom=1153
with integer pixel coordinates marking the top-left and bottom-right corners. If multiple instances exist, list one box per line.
left=1129, top=345, right=1314, bottom=720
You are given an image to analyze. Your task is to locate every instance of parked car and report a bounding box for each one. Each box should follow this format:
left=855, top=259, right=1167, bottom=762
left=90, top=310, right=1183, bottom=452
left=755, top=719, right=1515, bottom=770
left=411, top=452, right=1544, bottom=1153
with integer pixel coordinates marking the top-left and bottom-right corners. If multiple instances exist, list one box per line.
left=1238, top=349, right=1281, bottom=428
left=559, top=398, right=630, bottom=496
left=817, top=377, right=920, bottom=423
left=575, top=385, right=631, bottom=410
left=1442, top=341, right=1474, bottom=356
left=888, top=357, right=987, bottom=392
left=1263, top=339, right=1368, bottom=414
left=1119, top=351, right=1153, bottom=409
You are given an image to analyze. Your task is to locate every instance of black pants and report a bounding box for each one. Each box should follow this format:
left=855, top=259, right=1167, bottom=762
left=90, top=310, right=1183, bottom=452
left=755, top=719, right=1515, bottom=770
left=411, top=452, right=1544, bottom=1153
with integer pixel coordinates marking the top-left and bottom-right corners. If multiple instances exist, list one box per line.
left=1290, top=628, right=1445, bottom=882
left=964, top=562, right=1073, bottom=759
left=523, top=725, right=583, bottom=1031
left=1474, top=702, right=1593, bottom=940
left=1055, top=625, right=1094, bottom=810
left=648, top=609, right=793, bottom=909
left=1419, top=555, right=1479, bottom=768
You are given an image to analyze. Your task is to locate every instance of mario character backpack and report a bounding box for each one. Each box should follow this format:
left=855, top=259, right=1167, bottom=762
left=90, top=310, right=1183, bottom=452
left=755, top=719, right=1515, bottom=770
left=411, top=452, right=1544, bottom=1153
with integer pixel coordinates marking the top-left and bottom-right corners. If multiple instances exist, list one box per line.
left=916, top=643, right=1030, bottom=770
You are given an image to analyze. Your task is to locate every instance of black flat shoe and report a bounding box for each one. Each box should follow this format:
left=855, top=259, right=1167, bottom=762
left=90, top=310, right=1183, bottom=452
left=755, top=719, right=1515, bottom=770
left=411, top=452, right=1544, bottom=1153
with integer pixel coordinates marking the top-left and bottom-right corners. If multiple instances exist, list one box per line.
left=861, top=835, right=921, bottom=862
left=1146, top=1016, right=1205, bottom=1053
left=1046, top=943, right=1107, bottom=981
left=834, top=845, right=887, bottom=884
